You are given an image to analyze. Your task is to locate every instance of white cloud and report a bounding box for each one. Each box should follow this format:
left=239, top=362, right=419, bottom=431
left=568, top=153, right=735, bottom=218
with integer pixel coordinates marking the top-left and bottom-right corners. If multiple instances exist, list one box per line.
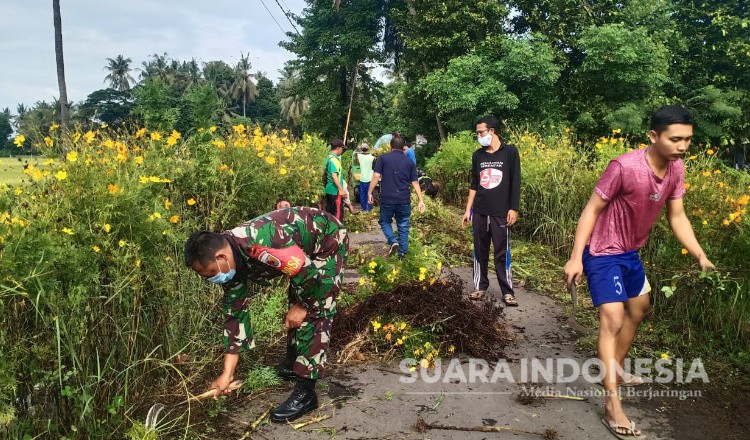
left=0, top=0, right=306, bottom=110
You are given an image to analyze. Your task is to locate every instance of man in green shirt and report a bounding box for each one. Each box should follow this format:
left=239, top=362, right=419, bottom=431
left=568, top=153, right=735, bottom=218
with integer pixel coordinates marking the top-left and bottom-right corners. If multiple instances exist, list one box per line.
left=355, top=143, right=375, bottom=211
left=323, top=139, right=347, bottom=221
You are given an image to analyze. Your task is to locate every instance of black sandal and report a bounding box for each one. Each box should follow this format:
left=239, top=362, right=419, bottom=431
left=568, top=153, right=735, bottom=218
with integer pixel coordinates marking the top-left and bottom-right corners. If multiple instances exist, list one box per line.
left=502, top=294, right=518, bottom=307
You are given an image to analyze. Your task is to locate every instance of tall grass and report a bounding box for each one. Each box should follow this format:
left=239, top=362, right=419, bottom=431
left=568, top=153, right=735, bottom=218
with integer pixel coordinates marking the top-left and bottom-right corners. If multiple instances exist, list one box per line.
left=0, top=125, right=328, bottom=438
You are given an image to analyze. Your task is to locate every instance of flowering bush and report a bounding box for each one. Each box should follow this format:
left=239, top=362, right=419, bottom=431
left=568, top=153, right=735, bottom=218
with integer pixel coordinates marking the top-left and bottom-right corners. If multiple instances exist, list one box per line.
left=0, top=124, right=328, bottom=437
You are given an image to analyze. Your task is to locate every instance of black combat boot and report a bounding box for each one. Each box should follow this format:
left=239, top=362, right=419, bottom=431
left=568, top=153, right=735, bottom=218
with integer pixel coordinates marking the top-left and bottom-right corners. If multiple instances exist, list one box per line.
left=270, top=377, right=318, bottom=423
left=275, top=344, right=297, bottom=380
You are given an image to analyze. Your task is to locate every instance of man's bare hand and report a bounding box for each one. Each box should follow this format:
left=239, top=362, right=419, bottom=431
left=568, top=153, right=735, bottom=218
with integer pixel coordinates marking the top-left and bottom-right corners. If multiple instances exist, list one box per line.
left=507, top=209, right=518, bottom=227
left=461, top=211, right=471, bottom=228
left=284, top=303, right=308, bottom=330
left=698, top=255, right=715, bottom=272
left=209, top=373, right=234, bottom=399
left=563, top=258, right=583, bottom=286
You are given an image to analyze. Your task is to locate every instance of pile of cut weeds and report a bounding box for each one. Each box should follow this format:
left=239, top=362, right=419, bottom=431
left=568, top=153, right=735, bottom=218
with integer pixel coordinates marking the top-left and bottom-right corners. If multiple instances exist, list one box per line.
left=333, top=274, right=509, bottom=360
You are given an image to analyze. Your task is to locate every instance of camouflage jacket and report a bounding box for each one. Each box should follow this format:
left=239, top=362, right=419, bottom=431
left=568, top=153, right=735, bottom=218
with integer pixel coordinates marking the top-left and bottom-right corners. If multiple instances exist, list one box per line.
left=220, top=207, right=347, bottom=354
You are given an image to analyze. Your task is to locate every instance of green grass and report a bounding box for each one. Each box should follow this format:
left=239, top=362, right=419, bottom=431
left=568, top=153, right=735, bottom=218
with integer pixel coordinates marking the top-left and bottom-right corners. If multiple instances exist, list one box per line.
left=0, top=155, right=43, bottom=184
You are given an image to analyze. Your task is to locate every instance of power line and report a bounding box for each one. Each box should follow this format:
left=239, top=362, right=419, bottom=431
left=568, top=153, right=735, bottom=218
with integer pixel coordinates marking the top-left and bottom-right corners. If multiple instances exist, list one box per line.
left=258, top=0, right=288, bottom=35
left=274, top=0, right=301, bottom=35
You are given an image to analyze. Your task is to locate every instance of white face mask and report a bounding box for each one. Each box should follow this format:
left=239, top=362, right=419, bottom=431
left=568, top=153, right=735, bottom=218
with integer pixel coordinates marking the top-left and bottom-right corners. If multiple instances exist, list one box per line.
left=478, top=133, right=493, bottom=147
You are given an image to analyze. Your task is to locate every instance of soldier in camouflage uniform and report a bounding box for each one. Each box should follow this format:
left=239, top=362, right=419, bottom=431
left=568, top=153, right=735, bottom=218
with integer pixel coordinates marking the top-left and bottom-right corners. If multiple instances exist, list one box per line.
left=184, top=206, right=348, bottom=423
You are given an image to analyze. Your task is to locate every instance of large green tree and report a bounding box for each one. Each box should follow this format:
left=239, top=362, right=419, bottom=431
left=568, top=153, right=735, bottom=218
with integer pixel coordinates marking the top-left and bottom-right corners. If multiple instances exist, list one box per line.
left=246, top=72, right=280, bottom=126
left=281, top=0, right=383, bottom=140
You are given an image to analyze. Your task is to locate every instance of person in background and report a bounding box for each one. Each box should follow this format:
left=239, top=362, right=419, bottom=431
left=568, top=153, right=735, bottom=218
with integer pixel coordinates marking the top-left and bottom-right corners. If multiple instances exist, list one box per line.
left=323, top=139, right=347, bottom=221
left=356, top=143, right=375, bottom=211
left=368, top=137, right=426, bottom=258
left=276, top=200, right=291, bottom=210
left=403, top=139, right=417, bottom=165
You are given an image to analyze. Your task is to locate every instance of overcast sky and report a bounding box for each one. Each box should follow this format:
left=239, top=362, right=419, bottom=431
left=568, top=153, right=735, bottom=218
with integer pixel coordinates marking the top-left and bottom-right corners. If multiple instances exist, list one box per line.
left=0, top=0, right=308, bottom=111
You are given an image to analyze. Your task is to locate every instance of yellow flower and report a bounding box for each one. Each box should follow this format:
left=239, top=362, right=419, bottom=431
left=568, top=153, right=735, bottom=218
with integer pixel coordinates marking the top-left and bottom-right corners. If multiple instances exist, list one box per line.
left=368, top=261, right=378, bottom=269
left=219, top=164, right=229, bottom=171
left=49, top=124, right=60, bottom=132
left=265, top=156, right=276, bottom=165
left=565, top=127, right=571, bottom=133
left=359, top=277, right=366, bottom=286
left=73, top=133, right=81, bottom=143
left=14, top=188, right=23, bottom=196
left=66, top=151, right=78, bottom=162
left=107, top=183, right=120, bottom=195
left=702, top=220, right=707, bottom=225
left=44, top=136, right=54, bottom=147
left=722, top=219, right=730, bottom=226
left=103, top=223, right=112, bottom=233
left=689, top=155, right=697, bottom=160
left=118, top=239, right=126, bottom=247
left=84, top=131, right=95, bottom=144
left=164, top=199, right=172, bottom=210
left=55, top=170, right=68, bottom=181
left=681, top=248, right=688, bottom=255
left=212, top=139, right=226, bottom=150
left=660, top=353, right=669, bottom=360
left=135, top=128, right=147, bottom=138
left=279, top=167, right=288, bottom=175
left=135, top=259, right=141, bottom=268
left=448, top=345, right=455, bottom=353
left=209, top=126, right=217, bottom=132
left=371, top=321, right=381, bottom=332
left=420, top=359, right=430, bottom=369
left=166, top=130, right=181, bottom=146
left=612, top=128, right=621, bottom=134
left=187, top=198, right=196, bottom=206
left=61, top=227, right=74, bottom=235
left=92, top=245, right=101, bottom=253
left=14, top=135, right=25, bottom=147
left=150, top=131, right=162, bottom=141
left=707, top=149, right=715, bottom=155
left=134, top=156, right=144, bottom=165
left=169, top=215, right=180, bottom=224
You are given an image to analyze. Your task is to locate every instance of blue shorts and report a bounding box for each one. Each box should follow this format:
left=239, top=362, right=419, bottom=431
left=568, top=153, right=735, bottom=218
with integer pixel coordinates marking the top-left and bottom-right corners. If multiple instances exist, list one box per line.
left=582, top=247, right=651, bottom=307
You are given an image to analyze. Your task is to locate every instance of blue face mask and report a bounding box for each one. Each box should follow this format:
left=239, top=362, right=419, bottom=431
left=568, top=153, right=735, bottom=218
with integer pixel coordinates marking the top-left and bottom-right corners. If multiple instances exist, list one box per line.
left=207, top=259, right=235, bottom=285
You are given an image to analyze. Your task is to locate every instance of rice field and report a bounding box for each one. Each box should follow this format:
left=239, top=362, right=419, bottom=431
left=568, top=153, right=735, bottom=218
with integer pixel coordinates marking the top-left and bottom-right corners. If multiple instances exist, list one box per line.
left=0, top=155, right=43, bottom=184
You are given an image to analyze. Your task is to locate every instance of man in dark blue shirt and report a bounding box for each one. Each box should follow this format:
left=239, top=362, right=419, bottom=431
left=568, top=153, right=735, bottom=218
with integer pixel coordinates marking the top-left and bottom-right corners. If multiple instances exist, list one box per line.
left=368, top=137, right=426, bottom=258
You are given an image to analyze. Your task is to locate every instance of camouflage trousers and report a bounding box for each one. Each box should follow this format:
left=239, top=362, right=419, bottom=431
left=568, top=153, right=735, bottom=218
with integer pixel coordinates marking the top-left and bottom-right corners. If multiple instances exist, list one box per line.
left=288, top=228, right=348, bottom=379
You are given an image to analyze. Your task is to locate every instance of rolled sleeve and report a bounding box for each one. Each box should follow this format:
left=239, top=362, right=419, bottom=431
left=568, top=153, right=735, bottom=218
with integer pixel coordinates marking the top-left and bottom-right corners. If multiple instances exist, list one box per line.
left=222, top=279, right=255, bottom=354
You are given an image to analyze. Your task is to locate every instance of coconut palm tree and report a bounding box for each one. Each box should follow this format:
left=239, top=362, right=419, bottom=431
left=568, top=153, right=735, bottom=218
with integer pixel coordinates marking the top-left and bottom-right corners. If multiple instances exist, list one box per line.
left=229, top=53, right=258, bottom=117
left=278, top=67, right=308, bottom=125
left=53, top=0, right=69, bottom=131
left=103, top=55, right=136, bottom=91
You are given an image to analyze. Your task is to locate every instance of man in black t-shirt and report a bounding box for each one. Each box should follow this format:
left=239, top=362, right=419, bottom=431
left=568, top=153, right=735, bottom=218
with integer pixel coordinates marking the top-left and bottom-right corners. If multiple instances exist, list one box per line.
left=461, top=115, right=521, bottom=306
left=368, top=137, right=426, bottom=258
